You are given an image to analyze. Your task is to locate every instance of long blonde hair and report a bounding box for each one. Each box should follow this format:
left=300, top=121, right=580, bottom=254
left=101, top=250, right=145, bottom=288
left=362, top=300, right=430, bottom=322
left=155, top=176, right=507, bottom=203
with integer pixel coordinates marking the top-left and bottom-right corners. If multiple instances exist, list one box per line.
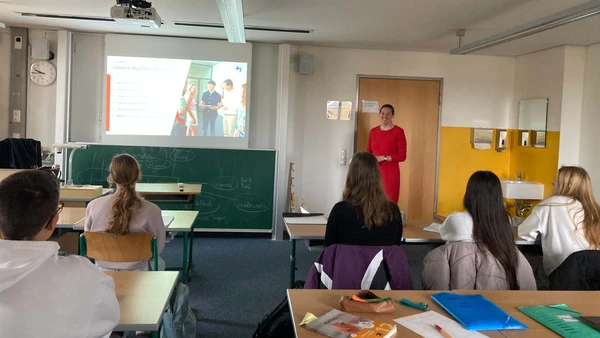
left=553, top=166, right=600, bottom=249
left=106, top=154, right=143, bottom=235
left=342, top=152, right=395, bottom=229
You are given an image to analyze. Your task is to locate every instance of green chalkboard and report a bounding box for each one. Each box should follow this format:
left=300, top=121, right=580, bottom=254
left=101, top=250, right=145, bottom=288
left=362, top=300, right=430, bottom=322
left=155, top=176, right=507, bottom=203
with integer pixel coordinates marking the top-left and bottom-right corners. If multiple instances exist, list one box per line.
left=71, top=144, right=276, bottom=231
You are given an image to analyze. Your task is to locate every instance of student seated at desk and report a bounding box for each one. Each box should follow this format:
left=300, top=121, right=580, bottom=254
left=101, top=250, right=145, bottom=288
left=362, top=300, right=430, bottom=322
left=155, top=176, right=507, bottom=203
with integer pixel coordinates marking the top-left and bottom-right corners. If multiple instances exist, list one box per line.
left=422, top=171, right=536, bottom=290
left=85, top=154, right=166, bottom=271
left=324, top=152, right=403, bottom=247
left=0, top=171, right=119, bottom=338
left=519, top=166, right=600, bottom=277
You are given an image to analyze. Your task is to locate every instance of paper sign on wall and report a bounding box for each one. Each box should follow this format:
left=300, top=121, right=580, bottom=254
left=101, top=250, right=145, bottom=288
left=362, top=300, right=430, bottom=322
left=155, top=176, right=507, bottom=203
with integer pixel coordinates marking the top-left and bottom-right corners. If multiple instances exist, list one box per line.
left=362, top=100, right=379, bottom=113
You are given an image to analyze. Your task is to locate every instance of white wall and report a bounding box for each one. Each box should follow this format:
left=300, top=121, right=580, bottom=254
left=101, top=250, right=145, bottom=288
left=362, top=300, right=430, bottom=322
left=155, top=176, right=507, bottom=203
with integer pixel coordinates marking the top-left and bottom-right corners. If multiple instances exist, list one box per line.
left=289, top=45, right=515, bottom=213
left=512, top=46, right=565, bottom=131
left=579, top=43, right=600, bottom=197
left=249, top=44, right=278, bottom=149
left=70, top=33, right=104, bottom=143
left=559, top=46, right=586, bottom=166
left=26, top=29, right=58, bottom=149
left=0, top=30, right=10, bottom=140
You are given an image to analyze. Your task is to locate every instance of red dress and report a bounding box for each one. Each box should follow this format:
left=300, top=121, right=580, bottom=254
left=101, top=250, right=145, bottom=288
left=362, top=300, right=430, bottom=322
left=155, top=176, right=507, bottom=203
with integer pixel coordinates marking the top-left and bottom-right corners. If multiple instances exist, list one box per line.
left=366, top=125, right=407, bottom=203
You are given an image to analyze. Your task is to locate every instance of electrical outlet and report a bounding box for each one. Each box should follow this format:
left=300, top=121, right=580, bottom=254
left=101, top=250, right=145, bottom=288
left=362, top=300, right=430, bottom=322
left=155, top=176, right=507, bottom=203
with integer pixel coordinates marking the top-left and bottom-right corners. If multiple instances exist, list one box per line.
left=12, top=133, right=20, bottom=138
left=339, top=149, right=347, bottom=166
left=12, top=110, right=20, bottom=123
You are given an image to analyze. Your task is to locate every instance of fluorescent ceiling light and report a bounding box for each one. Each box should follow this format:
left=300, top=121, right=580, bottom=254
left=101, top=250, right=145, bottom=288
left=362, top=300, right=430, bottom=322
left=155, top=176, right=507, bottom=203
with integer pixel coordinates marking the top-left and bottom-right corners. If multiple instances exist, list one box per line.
left=216, top=0, right=245, bottom=43
left=0, top=22, right=5, bottom=29
left=451, top=0, right=600, bottom=54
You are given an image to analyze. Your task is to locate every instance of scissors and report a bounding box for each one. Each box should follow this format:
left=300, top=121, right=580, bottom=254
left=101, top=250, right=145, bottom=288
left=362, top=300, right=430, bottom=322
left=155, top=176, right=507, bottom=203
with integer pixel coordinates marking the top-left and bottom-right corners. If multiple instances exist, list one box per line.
left=399, top=298, right=429, bottom=311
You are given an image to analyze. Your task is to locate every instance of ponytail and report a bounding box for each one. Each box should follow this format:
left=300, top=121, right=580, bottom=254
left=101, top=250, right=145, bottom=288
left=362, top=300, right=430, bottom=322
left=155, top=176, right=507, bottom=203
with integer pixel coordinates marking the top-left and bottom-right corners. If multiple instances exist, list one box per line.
left=106, top=184, right=142, bottom=235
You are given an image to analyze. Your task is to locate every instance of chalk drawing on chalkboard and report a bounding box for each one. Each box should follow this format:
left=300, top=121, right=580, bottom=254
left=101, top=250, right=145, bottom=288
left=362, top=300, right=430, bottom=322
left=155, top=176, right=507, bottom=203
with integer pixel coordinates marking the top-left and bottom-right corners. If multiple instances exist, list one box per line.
left=169, top=149, right=195, bottom=162
left=211, top=176, right=239, bottom=191
left=234, top=193, right=270, bottom=213
left=240, top=177, right=252, bottom=189
left=145, top=159, right=172, bottom=172
left=196, top=195, right=221, bottom=214
left=197, top=214, right=227, bottom=223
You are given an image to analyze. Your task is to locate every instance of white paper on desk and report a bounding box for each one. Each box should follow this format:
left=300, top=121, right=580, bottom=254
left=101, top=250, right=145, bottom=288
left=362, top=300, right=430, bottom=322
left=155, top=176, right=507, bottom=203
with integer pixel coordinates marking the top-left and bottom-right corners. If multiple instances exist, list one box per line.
left=283, top=215, right=327, bottom=225
left=163, top=216, right=175, bottom=227
left=395, top=311, right=488, bottom=338
left=423, top=223, right=442, bottom=233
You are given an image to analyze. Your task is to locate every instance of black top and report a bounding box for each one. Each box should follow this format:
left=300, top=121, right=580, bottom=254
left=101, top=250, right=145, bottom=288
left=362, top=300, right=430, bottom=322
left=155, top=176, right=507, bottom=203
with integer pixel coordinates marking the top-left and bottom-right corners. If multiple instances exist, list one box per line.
left=324, top=201, right=403, bottom=247
left=201, top=90, right=222, bottom=111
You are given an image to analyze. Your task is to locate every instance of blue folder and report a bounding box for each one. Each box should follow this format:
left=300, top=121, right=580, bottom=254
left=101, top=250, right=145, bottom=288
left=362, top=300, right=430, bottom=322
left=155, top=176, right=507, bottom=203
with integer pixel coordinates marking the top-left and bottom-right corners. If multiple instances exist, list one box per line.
left=431, top=292, right=527, bottom=331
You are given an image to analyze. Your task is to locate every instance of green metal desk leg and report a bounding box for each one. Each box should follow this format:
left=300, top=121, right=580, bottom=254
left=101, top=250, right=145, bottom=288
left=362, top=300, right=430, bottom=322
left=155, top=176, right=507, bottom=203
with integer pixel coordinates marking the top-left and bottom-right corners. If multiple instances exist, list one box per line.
left=151, top=331, right=159, bottom=338
left=188, top=229, right=194, bottom=272
left=289, top=239, right=296, bottom=289
left=182, top=231, right=189, bottom=284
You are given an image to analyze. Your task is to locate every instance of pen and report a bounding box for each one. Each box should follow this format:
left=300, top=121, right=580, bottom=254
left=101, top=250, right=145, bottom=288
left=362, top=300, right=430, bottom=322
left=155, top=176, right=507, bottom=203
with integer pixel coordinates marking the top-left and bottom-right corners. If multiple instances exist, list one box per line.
left=434, top=324, right=453, bottom=338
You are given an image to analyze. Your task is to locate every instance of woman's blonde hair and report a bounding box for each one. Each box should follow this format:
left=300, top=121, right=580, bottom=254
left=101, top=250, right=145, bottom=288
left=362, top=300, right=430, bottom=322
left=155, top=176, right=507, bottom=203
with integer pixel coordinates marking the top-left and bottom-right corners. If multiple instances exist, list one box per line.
left=342, top=152, right=395, bottom=229
left=106, top=154, right=142, bottom=235
left=553, top=166, right=600, bottom=249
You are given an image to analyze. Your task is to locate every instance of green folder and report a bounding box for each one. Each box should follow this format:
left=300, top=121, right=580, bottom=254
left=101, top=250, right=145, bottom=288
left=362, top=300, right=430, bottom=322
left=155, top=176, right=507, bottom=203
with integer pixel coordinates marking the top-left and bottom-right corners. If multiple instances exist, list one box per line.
left=518, top=304, right=600, bottom=338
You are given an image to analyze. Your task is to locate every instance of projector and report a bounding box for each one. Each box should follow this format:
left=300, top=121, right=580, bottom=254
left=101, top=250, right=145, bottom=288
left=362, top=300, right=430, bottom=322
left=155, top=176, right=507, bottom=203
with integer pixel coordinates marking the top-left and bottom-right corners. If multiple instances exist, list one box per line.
left=110, top=2, right=161, bottom=28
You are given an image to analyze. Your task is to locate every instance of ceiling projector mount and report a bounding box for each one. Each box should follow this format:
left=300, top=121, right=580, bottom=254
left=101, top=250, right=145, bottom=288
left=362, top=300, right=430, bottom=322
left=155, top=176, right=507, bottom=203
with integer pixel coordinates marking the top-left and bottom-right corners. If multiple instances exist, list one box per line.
left=116, top=0, right=152, bottom=9
left=111, top=0, right=161, bottom=28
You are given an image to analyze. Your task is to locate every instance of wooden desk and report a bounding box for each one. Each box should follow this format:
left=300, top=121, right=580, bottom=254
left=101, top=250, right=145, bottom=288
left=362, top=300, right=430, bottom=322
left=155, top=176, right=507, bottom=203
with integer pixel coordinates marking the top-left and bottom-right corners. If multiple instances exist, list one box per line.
left=60, top=188, right=113, bottom=207
left=285, top=220, right=327, bottom=289
left=56, top=207, right=86, bottom=228
left=163, top=210, right=198, bottom=283
left=136, top=183, right=202, bottom=200
left=0, top=169, right=24, bottom=182
left=74, top=210, right=198, bottom=284
left=106, top=271, right=179, bottom=338
left=288, top=289, right=600, bottom=337
left=402, top=220, right=537, bottom=246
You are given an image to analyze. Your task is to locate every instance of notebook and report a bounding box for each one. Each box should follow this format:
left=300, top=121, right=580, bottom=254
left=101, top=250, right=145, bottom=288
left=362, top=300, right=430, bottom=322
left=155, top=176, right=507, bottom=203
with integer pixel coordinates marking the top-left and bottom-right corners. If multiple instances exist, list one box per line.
left=395, top=310, right=489, bottom=337
left=518, top=304, right=600, bottom=338
left=431, top=292, right=527, bottom=331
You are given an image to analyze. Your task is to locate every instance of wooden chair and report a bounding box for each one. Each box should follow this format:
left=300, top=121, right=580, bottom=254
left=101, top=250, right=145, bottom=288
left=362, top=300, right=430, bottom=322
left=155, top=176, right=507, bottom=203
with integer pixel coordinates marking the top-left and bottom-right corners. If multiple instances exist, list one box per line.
left=79, top=232, right=158, bottom=270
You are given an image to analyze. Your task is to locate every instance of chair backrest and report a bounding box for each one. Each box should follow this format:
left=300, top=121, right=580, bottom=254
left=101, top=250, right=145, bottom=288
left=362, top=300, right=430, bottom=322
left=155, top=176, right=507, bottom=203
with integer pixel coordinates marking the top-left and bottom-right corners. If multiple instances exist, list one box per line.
left=80, top=232, right=157, bottom=269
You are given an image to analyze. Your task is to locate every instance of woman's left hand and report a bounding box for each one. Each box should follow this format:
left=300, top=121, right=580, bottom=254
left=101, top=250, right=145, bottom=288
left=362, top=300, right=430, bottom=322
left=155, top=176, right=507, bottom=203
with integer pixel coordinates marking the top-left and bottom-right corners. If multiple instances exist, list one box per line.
left=375, top=156, right=386, bottom=162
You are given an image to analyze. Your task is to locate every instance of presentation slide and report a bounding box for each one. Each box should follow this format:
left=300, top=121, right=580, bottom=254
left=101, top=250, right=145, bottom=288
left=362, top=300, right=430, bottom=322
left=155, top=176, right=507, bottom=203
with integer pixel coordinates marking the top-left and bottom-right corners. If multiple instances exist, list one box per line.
left=106, top=56, right=248, bottom=138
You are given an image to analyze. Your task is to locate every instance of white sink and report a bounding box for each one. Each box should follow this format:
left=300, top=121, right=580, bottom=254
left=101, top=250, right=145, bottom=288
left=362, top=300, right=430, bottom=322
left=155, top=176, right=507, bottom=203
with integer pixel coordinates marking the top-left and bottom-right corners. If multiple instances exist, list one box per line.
left=500, top=180, right=544, bottom=200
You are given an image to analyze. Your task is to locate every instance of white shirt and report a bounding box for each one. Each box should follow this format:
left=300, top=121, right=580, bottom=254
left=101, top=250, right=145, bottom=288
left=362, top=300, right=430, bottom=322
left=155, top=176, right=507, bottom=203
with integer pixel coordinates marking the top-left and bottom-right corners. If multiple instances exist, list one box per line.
left=440, top=211, right=475, bottom=243
left=0, top=240, right=119, bottom=338
left=218, top=89, right=240, bottom=116
left=518, top=195, right=591, bottom=275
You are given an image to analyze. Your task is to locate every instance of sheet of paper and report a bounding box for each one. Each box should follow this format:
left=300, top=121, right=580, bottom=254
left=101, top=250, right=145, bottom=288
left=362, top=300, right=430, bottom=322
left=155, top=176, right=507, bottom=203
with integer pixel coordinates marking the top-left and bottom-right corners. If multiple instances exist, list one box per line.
left=163, top=216, right=175, bottom=227
left=395, top=311, right=488, bottom=338
left=362, top=100, right=379, bottom=113
left=284, top=215, right=327, bottom=225
left=424, top=223, right=442, bottom=233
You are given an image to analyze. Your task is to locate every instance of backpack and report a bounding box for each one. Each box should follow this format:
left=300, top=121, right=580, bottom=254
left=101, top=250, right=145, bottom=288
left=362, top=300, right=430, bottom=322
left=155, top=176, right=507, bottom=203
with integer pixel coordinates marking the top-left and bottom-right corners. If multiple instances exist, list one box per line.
left=253, top=281, right=304, bottom=338
left=160, top=283, right=196, bottom=338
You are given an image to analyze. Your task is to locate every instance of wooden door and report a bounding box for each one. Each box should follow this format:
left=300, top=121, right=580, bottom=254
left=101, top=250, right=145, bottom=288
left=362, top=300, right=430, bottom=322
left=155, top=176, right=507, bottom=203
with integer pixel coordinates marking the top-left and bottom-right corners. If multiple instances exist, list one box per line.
left=356, top=78, right=440, bottom=220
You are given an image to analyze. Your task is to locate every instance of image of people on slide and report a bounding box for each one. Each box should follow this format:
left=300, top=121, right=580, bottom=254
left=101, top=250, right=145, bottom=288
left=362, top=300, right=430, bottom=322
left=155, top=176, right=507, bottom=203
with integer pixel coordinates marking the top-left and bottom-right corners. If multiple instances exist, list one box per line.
left=171, top=83, right=198, bottom=136
left=200, top=80, right=221, bottom=136
left=219, top=79, right=241, bottom=137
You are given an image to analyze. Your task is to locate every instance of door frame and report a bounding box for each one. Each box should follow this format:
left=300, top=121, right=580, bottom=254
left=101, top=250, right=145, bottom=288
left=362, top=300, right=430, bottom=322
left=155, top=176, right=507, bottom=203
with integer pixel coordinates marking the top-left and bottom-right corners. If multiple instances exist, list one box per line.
left=353, top=75, right=444, bottom=216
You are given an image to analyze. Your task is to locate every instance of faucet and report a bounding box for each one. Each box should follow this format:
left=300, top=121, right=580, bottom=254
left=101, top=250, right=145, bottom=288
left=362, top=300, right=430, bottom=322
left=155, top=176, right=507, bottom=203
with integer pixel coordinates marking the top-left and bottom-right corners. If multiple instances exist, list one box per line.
left=517, top=171, right=522, bottom=181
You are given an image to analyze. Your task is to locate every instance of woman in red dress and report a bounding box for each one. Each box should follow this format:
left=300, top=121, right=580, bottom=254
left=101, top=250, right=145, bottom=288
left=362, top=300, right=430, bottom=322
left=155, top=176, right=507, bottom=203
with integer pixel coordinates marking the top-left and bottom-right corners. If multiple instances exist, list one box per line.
left=366, top=104, right=407, bottom=203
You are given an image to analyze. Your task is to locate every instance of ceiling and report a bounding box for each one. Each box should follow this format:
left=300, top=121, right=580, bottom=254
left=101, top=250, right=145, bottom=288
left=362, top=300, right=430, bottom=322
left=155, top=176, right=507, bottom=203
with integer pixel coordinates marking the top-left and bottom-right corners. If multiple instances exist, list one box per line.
left=0, top=0, right=598, bottom=56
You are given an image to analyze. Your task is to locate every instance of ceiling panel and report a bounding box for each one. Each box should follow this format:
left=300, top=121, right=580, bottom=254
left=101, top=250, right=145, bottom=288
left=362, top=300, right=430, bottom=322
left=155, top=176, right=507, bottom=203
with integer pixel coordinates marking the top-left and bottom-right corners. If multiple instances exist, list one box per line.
left=0, top=0, right=597, bottom=56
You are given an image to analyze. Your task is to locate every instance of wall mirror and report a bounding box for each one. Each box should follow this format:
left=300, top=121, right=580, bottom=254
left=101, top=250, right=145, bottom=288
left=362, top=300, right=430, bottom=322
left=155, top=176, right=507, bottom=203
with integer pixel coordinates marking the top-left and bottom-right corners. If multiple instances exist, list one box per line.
left=518, top=98, right=548, bottom=148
